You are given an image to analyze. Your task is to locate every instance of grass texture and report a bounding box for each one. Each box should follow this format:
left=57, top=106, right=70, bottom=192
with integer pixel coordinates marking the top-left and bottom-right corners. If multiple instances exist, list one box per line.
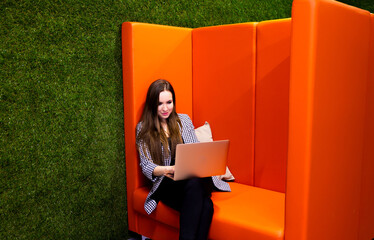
left=1, top=0, right=372, bottom=239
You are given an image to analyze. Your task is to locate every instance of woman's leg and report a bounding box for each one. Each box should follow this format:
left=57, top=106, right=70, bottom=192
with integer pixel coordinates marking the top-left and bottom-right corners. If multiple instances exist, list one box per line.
left=155, top=177, right=214, bottom=240
left=195, top=197, right=214, bottom=240
left=179, top=178, right=214, bottom=240
left=154, top=177, right=185, bottom=211
left=178, top=178, right=204, bottom=240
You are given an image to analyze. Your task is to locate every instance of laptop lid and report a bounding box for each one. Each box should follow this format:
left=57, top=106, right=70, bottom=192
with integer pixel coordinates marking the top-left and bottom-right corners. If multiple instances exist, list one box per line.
left=172, top=140, right=229, bottom=181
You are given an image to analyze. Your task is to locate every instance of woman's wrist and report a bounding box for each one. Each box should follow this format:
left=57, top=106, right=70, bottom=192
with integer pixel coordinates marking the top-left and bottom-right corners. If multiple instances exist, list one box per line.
left=153, top=166, right=166, bottom=177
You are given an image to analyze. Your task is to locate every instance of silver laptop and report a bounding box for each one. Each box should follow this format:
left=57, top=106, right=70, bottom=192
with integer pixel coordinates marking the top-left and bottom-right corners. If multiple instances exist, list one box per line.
left=167, top=140, right=230, bottom=181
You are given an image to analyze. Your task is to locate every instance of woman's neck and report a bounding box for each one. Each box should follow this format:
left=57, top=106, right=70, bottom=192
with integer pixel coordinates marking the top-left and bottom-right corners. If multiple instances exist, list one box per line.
left=160, top=121, right=169, bottom=137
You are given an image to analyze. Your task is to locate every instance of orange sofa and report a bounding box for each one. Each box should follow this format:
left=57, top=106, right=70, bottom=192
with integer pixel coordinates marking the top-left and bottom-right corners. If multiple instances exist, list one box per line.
left=122, top=0, right=374, bottom=239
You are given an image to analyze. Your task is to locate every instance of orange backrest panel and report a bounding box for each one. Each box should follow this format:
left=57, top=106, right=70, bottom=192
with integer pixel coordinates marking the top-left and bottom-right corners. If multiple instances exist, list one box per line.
left=255, top=19, right=291, bottom=193
left=122, top=22, right=193, bottom=231
left=285, top=0, right=371, bottom=239
left=192, top=23, right=257, bottom=185
left=359, top=13, right=374, bottom=240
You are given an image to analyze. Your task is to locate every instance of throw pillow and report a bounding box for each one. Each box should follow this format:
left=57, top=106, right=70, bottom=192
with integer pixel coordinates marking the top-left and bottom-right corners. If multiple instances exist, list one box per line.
left=195, top=122, right=235, bottom=181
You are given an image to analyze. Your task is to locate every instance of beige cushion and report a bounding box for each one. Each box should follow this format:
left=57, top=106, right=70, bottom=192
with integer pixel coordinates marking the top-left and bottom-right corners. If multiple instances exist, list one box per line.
left=195, top=122, right=235, bottom=181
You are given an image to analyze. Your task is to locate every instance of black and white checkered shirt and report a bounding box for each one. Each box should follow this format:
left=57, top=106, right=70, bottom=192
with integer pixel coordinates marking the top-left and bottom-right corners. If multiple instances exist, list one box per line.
left=136, top=113, right=231, bottom=215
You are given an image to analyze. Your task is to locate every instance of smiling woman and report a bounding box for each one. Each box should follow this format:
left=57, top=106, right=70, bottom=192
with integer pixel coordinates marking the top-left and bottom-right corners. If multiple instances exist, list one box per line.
left=137, top=80, right=182, bottom=165
left=135, top=79, right=230, bottom=240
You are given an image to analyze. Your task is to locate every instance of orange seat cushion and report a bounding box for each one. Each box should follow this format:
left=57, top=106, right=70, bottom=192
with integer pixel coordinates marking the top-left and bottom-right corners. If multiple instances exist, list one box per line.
left=133, top=182, right=285, bottom=240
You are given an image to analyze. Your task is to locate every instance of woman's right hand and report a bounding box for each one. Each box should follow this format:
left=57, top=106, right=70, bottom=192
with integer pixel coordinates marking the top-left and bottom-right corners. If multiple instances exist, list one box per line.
left=164, top=166, right=175, bottom=175
left=153, top=165, right=175, bottom=177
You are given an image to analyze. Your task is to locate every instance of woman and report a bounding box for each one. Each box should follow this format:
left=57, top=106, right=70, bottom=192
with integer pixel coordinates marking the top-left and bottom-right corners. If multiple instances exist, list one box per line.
left=136, top=79, right=230, bottom=240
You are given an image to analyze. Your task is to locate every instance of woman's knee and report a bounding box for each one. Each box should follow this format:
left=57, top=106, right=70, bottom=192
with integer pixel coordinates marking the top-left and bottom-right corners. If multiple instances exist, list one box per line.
left=184, top=177, right=204, bottom=193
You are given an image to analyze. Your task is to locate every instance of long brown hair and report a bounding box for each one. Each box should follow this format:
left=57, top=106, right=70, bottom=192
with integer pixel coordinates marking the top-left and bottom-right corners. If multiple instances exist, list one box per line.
left=136, top=79, right=183, bottom=165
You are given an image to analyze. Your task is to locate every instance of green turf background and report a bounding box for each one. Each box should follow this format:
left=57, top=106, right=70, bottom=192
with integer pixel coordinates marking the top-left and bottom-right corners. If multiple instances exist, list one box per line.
left=1, top=0, right=373, bottom=239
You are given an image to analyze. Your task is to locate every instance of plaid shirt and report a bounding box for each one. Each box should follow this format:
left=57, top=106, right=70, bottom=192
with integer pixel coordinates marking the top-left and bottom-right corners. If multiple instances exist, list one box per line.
left=136, top=113, right=231, bottom=215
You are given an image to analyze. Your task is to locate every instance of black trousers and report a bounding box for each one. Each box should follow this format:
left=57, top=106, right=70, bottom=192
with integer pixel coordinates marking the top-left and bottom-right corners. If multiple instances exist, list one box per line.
left=152, top=177, right=214, bottom=240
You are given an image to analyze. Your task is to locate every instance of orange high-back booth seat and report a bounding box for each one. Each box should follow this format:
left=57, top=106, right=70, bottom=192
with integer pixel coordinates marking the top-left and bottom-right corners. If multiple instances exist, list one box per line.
left=122, top=0, right=374, bottom=239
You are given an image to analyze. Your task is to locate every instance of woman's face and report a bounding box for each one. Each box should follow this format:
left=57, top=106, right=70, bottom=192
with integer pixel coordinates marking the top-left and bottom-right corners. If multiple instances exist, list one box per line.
left=157, top=90, right=174, bottom=122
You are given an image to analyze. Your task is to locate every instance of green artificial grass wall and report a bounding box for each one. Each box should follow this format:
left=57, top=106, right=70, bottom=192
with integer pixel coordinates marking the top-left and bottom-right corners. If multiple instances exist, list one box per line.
left=1, top=0, right=373, bottom=239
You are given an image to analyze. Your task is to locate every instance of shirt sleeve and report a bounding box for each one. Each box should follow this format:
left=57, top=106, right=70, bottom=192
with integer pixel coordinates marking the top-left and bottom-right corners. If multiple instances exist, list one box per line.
left=179, top=114, right=199, bottom=144
left=136, top=123, right=160, bottom=183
